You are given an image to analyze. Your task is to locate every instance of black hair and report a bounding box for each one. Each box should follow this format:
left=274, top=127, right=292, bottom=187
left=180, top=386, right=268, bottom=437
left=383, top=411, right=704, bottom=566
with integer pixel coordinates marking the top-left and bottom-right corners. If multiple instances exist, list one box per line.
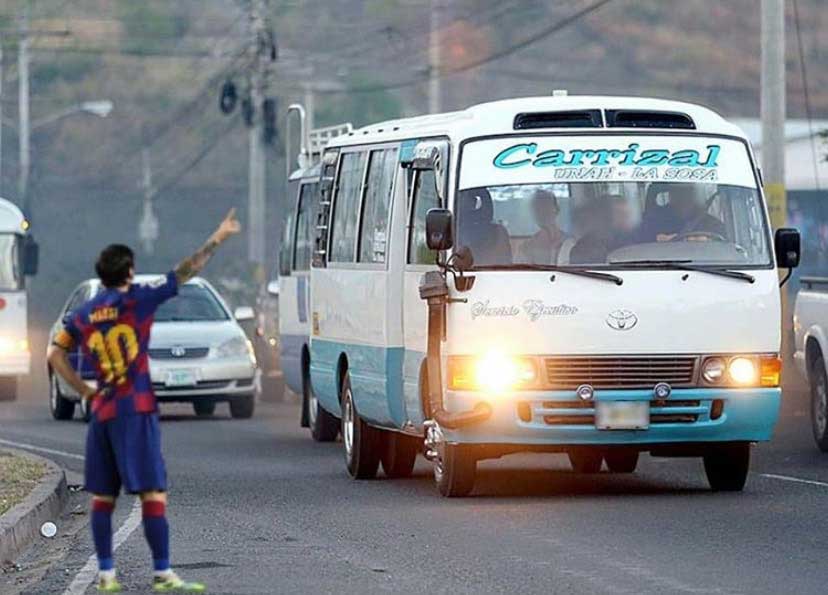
left=95, top=244, right=135, bottom=288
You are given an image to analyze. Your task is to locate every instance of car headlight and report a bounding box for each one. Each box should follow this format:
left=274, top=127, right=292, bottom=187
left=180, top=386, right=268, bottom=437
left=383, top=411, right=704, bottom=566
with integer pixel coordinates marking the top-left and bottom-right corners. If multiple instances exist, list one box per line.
left=216, top=336, right=254, bottom=359
left=701, top=355, right=780, bottom=387
left=448, top=352, right=539, bottom=392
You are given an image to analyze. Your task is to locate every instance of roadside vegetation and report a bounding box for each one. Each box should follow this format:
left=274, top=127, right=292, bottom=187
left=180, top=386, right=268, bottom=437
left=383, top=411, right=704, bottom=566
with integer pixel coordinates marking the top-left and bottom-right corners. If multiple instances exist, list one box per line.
left=0, top=452, right=45, bottom=517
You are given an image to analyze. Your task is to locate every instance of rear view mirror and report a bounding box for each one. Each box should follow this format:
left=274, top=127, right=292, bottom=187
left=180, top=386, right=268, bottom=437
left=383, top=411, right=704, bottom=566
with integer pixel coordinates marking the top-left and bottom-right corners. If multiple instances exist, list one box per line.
left=234, top=306, right=255, bottom=322
left=22, top=236, right=39, bottom=276
left=775, top=228, right=800, bottom=269
left=266, top=280, right=280, bottom=296
left=425, top=208, right=453, bottom=251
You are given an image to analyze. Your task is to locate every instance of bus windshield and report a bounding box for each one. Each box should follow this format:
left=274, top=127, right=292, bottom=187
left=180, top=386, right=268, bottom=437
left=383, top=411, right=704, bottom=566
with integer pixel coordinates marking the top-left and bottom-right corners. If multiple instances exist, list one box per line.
left=0, top=234, right=21, bottom=290
left=456, top=135, right=770, bottom=269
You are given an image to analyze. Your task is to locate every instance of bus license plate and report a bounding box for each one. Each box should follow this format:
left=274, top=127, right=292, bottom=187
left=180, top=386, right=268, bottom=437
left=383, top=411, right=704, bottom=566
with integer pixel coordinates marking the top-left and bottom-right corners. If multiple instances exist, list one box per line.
left=595, top=402, right=649, bottom=430
left=166, top=369, right=197, bottom=387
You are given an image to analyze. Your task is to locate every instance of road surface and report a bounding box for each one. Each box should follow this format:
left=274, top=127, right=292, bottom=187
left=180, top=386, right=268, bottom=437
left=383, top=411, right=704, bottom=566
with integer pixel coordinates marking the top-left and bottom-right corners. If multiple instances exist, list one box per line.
left=2, top=378, right=828, bottom=594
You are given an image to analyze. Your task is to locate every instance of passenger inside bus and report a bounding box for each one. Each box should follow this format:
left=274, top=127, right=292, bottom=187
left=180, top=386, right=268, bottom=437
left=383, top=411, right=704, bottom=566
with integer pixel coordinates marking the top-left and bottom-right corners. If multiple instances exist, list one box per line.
left=456, top=188, right=512, bottom=265
left=517, top=190, right=568, bottom=264
left=642, top=185, right=726, bottom=242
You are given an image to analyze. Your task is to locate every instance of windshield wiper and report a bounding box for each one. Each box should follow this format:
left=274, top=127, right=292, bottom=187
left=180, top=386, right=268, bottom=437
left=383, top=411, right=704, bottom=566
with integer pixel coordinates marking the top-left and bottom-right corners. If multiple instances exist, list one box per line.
left=608, top=259, right=755, bottom=284
left=476, top=264, right=623, bottom=285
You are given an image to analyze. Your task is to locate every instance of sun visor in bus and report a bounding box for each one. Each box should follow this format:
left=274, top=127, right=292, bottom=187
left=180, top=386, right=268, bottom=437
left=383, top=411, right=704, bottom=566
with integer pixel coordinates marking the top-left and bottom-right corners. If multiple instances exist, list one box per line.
left=605, top=110, right=696, bottom=129
left=400, top=140, right=445, bottom=170
left=513, top=110, right=602, bottom=129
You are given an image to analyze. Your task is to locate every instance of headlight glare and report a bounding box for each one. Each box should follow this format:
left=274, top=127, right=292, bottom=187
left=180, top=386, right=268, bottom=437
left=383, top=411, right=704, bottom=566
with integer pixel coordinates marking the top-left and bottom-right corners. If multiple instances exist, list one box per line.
left=728, top=357, right=757, bottom=385
left=448, top=352, right=538, bottom=392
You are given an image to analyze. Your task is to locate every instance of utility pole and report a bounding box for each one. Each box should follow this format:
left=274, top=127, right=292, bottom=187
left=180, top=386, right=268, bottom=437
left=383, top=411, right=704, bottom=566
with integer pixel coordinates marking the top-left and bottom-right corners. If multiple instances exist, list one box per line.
left=0, top=33, right=4, bottom=197
left=139, top=146, right=159, bottom=254
left=246, top=0, right=274, bottom=272
left=428, top=0, right=441, bottom=114
left=18, top=1, right=30, bottom=211
left=761, top=0, right=786, bottom=230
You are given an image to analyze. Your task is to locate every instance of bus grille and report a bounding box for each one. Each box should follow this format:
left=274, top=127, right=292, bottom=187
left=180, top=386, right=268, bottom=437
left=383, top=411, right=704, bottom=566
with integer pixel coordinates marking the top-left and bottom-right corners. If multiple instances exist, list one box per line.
left=535, top=400, right=705, bottom=426
left=543, top=356, right=698, bottom=390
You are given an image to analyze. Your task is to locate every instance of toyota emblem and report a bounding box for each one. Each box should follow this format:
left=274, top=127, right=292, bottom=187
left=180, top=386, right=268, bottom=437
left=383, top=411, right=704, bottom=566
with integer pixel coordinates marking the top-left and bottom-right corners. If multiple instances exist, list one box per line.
left=170, top=346, right=186, bottom=358
left=606, top=309, right=638, bottom=331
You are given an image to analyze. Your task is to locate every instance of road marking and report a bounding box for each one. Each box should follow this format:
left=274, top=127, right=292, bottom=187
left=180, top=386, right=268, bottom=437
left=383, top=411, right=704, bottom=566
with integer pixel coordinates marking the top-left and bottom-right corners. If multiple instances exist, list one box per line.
left=0, top=437, right=84, bottom=461
left=761, top=473, right=828, bottom=488
left=63, top=499, right=143, bottom=595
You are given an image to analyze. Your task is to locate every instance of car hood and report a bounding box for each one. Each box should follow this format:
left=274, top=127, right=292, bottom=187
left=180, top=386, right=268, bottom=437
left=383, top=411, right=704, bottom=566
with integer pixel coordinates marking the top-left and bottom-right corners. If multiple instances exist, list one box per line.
left=149, top=320, right=244, bottom=349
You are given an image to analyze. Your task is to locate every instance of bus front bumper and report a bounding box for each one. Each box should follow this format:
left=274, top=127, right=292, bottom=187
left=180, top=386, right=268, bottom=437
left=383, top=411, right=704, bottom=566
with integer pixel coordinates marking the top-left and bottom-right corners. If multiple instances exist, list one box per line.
left=441, top=387, right=781, bottom=446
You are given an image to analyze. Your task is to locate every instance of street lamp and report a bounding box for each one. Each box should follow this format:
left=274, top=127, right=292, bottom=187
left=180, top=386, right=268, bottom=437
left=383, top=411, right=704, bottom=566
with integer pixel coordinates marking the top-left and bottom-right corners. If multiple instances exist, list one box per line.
left=30, top=100, right=114, bottom=130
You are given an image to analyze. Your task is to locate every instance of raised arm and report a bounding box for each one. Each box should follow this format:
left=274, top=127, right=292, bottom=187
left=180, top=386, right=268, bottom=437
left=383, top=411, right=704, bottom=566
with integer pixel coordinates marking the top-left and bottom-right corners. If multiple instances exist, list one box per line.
left=174, top=208, right=241, bottom=285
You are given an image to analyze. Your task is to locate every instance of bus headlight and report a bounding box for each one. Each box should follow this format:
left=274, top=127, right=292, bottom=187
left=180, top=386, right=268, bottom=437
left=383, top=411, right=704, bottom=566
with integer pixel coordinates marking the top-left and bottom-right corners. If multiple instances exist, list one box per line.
left=701, top=355, right=780, bottom=388
left=0, top=337, right=28, bottom=354
left=702, top=357, right=726, bottom=384
left=448, top=352, right=539, bottom=392
left=728, top=357, right=757, bottom=385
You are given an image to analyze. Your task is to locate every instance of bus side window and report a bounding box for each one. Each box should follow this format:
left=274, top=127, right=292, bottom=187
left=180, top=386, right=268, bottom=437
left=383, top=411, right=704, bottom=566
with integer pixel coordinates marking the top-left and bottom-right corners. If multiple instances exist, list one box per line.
left=279, top=211, right=295, bottom=277
left=329, top=151, right=367, bottom=263
left=358, top=148, right=398, bottom=264
left=294, top=183, right=318, bottom=271
left=408, top=170, right=439, bottom=265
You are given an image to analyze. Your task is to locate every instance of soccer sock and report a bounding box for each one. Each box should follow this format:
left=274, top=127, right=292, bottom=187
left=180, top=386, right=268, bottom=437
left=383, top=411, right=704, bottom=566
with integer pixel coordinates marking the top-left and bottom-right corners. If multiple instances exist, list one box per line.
left=142, top=500, right=170, bottom=573
left=91, top=499, right=115, bottom=572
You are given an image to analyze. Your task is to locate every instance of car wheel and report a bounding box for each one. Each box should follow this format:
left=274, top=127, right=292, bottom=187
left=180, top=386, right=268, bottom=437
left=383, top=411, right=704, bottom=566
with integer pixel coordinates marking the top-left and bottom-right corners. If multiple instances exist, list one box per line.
left=308, top=378, right=338, bottom=442
left=380, top=432, right=419, bottom=479
left=229, top=394, right=255, bottom=419
left=193, top=400, right=216, bottom=417
left=604, top=449, right=639, bottom=473
left=434, top=444, right=476, bottom=497
left=0, top=376, right=16, bottom=401
left=703, top=443, right=750, bottom=492
left=49, top=373, right=75, bottom=420
left=809, top=354, right=828, bottom=452
left=568, top=448, right=603, bottom=473
left=341, top=372, right=380, bottom=479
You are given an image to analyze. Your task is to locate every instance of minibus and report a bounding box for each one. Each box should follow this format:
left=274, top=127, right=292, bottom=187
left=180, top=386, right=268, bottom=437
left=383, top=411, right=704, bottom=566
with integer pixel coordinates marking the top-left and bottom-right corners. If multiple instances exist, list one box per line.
left=279, top=105, right=351, bottom=439
left=0, top=197, right=38, bottom=401
left=307, top=95, right=800, bottom=496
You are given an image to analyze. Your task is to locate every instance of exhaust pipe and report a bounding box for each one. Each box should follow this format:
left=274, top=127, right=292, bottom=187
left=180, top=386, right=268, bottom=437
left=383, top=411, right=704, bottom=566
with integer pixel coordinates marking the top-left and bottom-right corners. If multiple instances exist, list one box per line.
left=420, top=271, right=492, bottom=430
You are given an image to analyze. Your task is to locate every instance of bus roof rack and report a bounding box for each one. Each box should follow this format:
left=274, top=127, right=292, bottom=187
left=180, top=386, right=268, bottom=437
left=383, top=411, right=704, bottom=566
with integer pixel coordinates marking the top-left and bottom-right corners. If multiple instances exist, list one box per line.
left=286, top=104, right=352, bottom=176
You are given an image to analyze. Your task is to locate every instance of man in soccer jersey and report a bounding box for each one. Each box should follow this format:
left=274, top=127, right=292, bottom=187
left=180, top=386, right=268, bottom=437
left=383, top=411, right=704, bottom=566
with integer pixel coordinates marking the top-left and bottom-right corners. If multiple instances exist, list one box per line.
left=47, top=209, right=241, bottom=592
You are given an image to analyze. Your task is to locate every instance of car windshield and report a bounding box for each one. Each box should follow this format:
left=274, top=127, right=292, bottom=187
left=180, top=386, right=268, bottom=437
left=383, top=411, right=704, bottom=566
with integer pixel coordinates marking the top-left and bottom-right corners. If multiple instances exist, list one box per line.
left=154, top=284, right=229, bottom=322
left=456, top=135, right=770, bottom=269
left=0, top=234, right=20, bottom=290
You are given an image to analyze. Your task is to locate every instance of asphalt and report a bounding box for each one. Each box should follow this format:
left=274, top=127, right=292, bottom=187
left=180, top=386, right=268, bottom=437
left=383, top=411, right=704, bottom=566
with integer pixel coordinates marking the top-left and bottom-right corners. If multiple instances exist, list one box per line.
left=2, top=373, right=828, bottom=595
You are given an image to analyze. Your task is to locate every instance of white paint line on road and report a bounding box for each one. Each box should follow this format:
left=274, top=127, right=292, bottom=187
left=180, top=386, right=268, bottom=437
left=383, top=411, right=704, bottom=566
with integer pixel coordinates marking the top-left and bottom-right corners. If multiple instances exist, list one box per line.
left=761, top=473, right=828, bottom=488
left=0, top=437, right=84, bottom=461
left=63, top=498, right=143, bottom=595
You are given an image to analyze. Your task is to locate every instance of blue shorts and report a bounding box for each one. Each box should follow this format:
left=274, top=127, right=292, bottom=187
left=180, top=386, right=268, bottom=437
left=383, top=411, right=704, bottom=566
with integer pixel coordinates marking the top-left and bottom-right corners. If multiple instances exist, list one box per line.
left=84, top=412, right=167, bottom=496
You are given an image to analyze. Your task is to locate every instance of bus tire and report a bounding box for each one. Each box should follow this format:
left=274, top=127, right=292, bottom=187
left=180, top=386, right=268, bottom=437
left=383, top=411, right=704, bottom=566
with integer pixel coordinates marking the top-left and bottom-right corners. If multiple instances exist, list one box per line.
left=309, top=379, right=338, bottom=442
left=380, top=432, right=419, bottom=479
left=435, top=444, right=476, bottom=497
left=703, top=443, right=750, bottom=492
left=229, top=394, right=255, bottom=419
left=604, top=449, right=639, bottom=473
left=568, top=448, right=603, bottom=474
left=49, top=373, right=75, bottom=420
left=341, top=373, right=380, bottom=479
left=809, top=352, right=828, bottom=452
left=0, top=376, right=16, bottom=401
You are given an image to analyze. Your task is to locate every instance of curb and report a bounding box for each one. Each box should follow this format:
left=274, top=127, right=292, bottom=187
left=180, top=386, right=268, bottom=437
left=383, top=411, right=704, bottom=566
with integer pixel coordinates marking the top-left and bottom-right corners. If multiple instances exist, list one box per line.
left=0, top=447, right=68, bottom=564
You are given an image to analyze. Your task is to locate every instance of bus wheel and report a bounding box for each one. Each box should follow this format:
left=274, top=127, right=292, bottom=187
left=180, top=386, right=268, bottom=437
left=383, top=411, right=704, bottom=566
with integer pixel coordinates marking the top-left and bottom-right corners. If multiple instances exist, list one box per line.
left=49, top=373, right=75, bottom=420
left=568, top=448, right=603, bottom=474
left=604, top=449, right=639, bottom=473
left=341, top=373, right=380, bottom=479
left=703, top=443, right=750, bottom=492
left=434, top=445, right=476, bottom=497
left=381, top=432, right=419, bottom=479
left=809, top=354, right=828, bottom=452
left=0, top=376, right=17, bottom=401
left=309, top=379, right=338, bottom=442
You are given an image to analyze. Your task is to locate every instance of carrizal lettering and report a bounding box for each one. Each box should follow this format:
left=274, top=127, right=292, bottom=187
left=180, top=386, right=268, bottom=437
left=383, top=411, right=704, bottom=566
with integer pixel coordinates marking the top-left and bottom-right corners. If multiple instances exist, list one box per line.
left=493, top=143, right=721, bottom=170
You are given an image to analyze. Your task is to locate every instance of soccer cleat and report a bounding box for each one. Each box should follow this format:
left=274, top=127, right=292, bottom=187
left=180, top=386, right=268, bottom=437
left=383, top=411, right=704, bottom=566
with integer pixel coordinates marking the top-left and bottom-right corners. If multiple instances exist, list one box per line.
left=152, top=571, right=206, bottom=593
left=96, top=576, right=123, bottom=592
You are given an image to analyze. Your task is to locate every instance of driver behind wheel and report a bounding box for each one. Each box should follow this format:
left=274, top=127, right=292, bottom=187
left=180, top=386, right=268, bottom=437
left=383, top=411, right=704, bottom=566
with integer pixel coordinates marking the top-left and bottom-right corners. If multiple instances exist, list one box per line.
left=655, top=185, right=726, bottom=242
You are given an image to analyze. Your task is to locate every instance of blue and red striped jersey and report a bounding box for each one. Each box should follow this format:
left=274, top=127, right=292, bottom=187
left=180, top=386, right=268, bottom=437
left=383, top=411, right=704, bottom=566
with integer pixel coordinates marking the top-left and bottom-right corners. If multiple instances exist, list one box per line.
left=54, top=272, right=178, bottom=422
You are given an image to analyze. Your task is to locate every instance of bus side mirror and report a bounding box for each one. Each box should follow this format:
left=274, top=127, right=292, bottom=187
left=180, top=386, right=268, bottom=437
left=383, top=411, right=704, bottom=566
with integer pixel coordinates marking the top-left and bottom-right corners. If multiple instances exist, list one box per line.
left=22, top=236, right=39, bottom=276
left=266, top=280, right=280, bottom=296
left=775, top=228, right=800, bottom=269
left=426, top=208, right=453, bottom=251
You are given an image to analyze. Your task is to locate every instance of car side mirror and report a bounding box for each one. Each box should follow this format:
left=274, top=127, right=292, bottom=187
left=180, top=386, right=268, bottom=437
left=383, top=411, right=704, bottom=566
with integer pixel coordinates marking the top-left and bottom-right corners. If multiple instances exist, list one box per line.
left=22, top=236, right=39, bottom=276
left=775, top=228, right=800, bottom=269
left=234, top=306, right=255, bottom=321
left=425, top=208, right=453, bottom=251
left=266, top=280, right=280, bottom=296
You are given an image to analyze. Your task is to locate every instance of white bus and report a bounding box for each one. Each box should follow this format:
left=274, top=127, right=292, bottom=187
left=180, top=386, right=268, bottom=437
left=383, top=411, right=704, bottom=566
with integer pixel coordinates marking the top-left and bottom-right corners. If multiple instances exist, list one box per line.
left=278, top=105, right=351, bottom=439
left=0, top=197, right=38, bottom=401
left=308, top=95, right=800, bottom=496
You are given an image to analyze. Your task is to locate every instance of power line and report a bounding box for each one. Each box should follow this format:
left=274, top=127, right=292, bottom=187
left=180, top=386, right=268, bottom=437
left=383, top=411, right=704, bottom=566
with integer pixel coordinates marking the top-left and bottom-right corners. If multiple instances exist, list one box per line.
left=792, top=0, right=821, bottom=190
